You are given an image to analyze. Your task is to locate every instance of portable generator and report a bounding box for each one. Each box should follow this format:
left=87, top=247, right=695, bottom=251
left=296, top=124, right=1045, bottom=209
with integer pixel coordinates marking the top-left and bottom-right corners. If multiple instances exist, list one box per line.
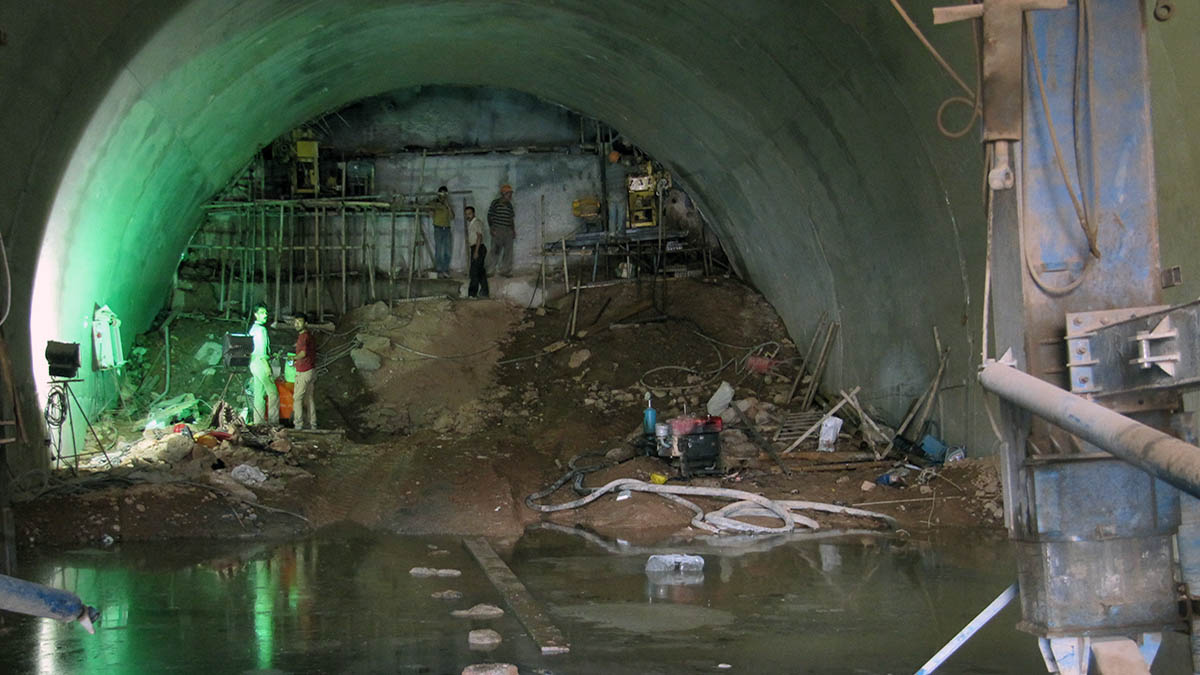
left=654, top=415, right=723, bottom=478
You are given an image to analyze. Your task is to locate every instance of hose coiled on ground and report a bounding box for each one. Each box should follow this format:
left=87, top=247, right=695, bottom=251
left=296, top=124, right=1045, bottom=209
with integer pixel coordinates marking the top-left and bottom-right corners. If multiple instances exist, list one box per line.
left=527, top=471, right=895, bottom=535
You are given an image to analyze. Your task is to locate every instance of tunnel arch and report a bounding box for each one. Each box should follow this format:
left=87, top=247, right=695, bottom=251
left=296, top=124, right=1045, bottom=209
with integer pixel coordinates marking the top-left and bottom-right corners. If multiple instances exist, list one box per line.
left=25, top=0, right=990, bottom=462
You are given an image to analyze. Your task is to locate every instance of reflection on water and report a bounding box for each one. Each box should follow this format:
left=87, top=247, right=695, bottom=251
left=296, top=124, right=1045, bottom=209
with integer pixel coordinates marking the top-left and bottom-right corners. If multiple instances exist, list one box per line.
left=0, top=529, right=1191, bottom=674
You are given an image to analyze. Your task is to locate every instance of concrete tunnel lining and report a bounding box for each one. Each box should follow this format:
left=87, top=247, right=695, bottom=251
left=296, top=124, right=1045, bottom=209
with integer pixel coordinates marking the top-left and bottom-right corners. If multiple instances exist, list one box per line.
left=12, top=0, right=1036, bottom=468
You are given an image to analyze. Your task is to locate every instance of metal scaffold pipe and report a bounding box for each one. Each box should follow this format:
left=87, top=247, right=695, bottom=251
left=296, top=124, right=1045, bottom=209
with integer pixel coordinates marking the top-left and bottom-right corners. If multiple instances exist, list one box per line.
left=979, top=359, right=1200, bottom=498
left=0, top=573, right=99, bottom=633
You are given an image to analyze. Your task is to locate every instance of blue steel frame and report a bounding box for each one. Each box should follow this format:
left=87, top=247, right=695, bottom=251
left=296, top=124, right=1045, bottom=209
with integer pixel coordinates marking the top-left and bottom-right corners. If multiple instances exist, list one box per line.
left=991, top=0, right=1183, bottom=641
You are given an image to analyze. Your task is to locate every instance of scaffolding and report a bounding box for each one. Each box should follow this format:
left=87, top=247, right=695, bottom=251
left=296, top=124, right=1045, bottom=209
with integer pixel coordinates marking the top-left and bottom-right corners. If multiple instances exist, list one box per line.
left=193, top=198, right=438, bottom=321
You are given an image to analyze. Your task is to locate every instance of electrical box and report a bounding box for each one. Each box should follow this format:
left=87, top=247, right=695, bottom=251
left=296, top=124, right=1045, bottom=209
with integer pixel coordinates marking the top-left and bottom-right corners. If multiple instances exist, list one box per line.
left=92, top=305, right=124, bottom=370
left=292, top=133, right=319, bottom=196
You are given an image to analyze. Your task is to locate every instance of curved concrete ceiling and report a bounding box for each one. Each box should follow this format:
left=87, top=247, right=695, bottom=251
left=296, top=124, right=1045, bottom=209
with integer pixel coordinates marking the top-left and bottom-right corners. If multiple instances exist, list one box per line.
left=10, top=1, right=1190, bottom=465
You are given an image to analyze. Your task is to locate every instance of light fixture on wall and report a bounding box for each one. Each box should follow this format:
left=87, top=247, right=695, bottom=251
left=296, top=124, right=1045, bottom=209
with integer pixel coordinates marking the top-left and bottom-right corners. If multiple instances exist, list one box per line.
left=222, top=332, right=253, bottom=368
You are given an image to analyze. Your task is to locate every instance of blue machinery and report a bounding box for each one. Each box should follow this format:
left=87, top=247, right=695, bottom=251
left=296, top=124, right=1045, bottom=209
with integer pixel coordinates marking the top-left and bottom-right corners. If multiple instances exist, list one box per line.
left=943, top=1, right=1199, bottom=672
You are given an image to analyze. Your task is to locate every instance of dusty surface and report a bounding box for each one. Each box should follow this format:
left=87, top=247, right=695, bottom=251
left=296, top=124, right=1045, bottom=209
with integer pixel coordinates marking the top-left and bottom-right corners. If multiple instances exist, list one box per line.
left=14, top=277, right=1004, bottom=549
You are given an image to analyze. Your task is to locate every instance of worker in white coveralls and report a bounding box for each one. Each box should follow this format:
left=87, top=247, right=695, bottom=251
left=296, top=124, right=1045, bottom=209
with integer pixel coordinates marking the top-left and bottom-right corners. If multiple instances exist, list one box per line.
left=248, top=304, right=279, bottom=425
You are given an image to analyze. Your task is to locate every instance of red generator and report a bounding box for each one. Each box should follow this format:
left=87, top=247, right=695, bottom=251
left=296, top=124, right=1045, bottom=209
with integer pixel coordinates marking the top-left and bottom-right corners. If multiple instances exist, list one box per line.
left=658, top=415, right=723, bottom=478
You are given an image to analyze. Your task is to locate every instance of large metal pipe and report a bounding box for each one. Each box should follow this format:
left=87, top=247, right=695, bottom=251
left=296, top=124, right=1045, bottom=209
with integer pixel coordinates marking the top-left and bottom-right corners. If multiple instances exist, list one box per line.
left=979, top=360, right=1200, bottom=498
left=0, top=573, right=99, bottom=633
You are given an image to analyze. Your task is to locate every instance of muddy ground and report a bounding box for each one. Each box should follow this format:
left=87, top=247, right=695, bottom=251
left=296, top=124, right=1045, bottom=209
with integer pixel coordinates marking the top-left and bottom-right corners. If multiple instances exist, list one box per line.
left=13, top=276, right=1004, bottom=549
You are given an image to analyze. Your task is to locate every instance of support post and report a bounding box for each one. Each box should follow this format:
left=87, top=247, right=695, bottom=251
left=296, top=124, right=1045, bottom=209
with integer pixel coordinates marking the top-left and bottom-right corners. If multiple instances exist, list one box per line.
left=985, top=0, right=1181, bottom=664
left=288, top=206, right=295, bottom=315
left=340, top=206, right=347, bottom=315
left=302, top=209, right=309, bottom=315
left=315, top=206, right=323, bottom=321
left=389, top=210, right=396, bottom=307
left=218, top=216, right=227, bottom=316
left=275, top=207, right=282, bottom=322
left=0, top=442, right=12, bottom=576
left=260, top=205, right=267, bottom=307
left=239, top=210, right=247, bottom=316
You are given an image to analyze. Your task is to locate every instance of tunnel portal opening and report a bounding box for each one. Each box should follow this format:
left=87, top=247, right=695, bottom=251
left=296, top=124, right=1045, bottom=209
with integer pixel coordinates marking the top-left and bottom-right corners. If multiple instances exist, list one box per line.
left=53, top=85, right=734, bottom=455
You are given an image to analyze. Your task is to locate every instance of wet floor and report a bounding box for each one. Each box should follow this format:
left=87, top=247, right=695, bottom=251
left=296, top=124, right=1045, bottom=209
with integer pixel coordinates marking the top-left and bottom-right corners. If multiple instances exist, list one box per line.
left=0, top=527, right=1191, bottom=674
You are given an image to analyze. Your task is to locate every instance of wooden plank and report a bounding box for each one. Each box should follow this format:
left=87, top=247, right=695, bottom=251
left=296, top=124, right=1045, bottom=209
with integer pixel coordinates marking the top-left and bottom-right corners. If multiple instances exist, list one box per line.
left=793, top=460, right=891, bottom=473
left=603, top=299, right=655, bottom=330
left=787, top=312, right=827, bottom=404
left=801, top=321, right=839, bottom=410
left=768, top=451, right=875, bottom=463
left=463, top=536, right=570, bottom=655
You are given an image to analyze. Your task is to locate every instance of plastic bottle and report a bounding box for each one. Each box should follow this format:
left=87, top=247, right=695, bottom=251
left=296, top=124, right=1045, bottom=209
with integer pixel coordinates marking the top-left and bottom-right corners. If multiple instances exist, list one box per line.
left=645, top=554, right=705, bottom=573
left=643, top=392, right=657, bottom=435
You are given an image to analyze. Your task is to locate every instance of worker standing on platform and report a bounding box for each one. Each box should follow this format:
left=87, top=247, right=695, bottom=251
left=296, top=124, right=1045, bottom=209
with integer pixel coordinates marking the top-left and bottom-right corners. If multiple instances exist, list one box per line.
left=606, top=150, right=629, bottom=232
left=291, top=313, right=317, bottom=430
left=487, top=184, right=516, bottom=277
left=248, top=304, right=279, bottom=426
left=431, top=185, right=455, bottom=278
left=466, top=206, right=489, bottom=298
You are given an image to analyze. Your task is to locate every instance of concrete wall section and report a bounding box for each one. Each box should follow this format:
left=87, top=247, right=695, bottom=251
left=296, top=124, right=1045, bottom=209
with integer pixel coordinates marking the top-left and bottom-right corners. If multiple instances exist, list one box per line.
left=0, top=0, right=193, bottom=470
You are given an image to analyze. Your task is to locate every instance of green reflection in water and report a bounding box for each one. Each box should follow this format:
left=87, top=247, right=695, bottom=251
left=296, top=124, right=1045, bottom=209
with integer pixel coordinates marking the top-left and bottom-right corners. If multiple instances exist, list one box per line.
left=41, top=565, right=132, bottom=673
left=253, top=559, right=274, bottom=670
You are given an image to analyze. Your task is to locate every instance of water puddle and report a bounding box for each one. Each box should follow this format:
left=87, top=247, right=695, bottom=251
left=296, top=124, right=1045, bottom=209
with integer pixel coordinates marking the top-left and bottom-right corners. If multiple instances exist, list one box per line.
left=0, top=528, right=1190, bottom=673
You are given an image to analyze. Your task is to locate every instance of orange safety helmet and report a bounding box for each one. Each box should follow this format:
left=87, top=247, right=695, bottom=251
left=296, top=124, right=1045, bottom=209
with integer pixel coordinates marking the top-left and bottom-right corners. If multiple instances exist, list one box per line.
left=500, top=184, right=513, bottom=193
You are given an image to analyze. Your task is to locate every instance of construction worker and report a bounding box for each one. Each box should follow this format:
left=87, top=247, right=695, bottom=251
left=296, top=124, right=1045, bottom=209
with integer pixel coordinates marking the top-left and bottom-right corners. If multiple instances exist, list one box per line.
left=487, top=184, right=516, bottom=277
left=248, top=304, right=279, bottom=426
left=292, top=313, right=317, bottom=429
left=466, top=205, right=489, bottom=298
left=606, top=150, right=629, bottom=231
left=431, top=185, right=455, bottom=278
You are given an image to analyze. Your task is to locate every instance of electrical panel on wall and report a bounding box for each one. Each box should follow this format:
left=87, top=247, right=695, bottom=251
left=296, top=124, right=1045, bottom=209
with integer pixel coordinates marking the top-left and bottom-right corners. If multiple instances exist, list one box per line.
left=92, top=305, right=124, bottom=370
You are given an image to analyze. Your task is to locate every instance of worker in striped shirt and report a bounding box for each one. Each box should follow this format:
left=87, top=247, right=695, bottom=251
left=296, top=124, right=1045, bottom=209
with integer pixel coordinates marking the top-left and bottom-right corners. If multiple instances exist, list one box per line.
left=487, top=184, right=516, bottom=277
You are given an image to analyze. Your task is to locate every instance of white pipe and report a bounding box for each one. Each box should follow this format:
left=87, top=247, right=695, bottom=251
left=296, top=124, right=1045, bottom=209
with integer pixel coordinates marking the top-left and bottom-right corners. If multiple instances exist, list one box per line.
left=978, top=360, right=1200, bottom=497
left=914, top=583, right=1018, bottom=674
left=527, top=478, right=897, bottom=535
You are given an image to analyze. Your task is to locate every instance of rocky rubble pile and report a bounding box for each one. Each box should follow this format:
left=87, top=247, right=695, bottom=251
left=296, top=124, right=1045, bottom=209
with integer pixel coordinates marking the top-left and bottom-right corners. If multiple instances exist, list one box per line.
left=969, top=461, right=1005, bottom=522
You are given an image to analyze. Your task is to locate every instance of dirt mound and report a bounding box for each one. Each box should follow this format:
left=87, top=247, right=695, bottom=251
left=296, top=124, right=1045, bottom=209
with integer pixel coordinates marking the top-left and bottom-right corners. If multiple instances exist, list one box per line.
left=326, top=299, right=522, bottom=437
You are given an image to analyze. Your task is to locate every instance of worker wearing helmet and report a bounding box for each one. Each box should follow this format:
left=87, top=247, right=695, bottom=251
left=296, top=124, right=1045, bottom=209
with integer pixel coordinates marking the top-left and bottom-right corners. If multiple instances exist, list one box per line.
left=487, top=184, right=516, bottom=277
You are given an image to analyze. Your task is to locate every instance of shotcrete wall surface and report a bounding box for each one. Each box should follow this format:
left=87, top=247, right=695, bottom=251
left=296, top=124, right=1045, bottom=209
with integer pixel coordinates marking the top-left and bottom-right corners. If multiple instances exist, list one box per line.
left=377, top=153, right=601, bottom=273
left=0, top=1, right=1195, bottom=471
left=320, top=85, right=586, bottom=153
